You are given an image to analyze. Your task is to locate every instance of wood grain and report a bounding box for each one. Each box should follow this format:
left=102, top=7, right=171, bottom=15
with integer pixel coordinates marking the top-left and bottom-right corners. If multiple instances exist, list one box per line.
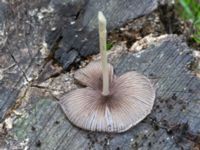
left=8, top=35, right=200, bottom=150
left=0, top=0, right=158, bottom=121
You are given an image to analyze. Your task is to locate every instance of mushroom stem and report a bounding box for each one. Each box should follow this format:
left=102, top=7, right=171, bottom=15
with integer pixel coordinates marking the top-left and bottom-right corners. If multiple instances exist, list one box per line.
left=98, top=11, right=109, bottom=96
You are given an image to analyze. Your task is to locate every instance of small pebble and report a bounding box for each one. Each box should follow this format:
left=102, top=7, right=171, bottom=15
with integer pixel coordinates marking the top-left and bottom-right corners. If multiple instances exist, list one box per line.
left=130, top=138, right=133, bottom=142
left=70, top=21, right=75, bottom=25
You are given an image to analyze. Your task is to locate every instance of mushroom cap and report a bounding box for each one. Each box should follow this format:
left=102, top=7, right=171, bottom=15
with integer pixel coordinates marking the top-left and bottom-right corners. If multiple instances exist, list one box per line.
left=74, top=61, right=115, bottom=90
left=60, top=61, right=155, bottom=132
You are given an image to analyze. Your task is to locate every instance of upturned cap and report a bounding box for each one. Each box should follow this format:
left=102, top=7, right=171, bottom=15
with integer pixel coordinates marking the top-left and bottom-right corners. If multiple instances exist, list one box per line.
left=60, top=61, right=155, bottom=132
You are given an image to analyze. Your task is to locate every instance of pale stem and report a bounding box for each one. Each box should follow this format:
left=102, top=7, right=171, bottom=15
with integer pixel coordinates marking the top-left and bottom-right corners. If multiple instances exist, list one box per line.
left=98, top=11, right=109, bottom=96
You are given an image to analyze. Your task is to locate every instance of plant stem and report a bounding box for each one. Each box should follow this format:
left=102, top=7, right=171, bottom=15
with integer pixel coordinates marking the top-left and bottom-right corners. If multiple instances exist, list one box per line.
left=98, top=11, right=109, bottom=96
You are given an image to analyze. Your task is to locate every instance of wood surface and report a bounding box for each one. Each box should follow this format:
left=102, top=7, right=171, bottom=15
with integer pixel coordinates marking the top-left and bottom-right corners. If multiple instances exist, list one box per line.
left=0, top=0, right=200, bottom=150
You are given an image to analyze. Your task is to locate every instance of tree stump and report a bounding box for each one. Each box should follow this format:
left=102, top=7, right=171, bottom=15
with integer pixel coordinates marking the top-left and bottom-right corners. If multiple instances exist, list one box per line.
left=0, top=0, right=200, bottom=150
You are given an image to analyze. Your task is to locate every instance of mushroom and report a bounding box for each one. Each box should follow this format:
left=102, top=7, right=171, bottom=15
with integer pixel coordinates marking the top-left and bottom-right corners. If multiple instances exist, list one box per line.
left=60, top=12, right=155, bottom=132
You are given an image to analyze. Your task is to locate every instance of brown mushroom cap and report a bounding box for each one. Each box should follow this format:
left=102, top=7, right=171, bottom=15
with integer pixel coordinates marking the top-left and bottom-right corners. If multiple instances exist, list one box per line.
left=74, top=61, right=115, bottom=90
left=60, top=61, right=155, bottom=132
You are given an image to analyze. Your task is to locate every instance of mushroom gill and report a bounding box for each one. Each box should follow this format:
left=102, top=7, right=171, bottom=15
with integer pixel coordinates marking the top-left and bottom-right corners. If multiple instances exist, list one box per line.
left=60, top=61, right=155, bottom=132
left=59, top=11, right=156, bottom=133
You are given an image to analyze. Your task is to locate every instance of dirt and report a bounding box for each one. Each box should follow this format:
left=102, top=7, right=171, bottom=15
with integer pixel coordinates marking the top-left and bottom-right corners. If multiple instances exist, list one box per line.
left=108, top=11, right=165, bottom=49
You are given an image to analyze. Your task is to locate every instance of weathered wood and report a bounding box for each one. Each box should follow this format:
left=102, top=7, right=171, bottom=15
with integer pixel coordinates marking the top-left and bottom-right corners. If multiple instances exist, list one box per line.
left=46, top=0, right=158, bottom=69
left=0, top=0, right=158, bottom=122
left=5, top=35, right=200, bottom=150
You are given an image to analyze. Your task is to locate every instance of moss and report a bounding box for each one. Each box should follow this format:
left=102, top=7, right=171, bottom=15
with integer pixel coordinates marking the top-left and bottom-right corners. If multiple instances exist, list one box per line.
left=12, top=99, right=56, bottom=140
left=106, top=42, right=113, bottom=50
left=176, top=0, right=200, bottom=44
